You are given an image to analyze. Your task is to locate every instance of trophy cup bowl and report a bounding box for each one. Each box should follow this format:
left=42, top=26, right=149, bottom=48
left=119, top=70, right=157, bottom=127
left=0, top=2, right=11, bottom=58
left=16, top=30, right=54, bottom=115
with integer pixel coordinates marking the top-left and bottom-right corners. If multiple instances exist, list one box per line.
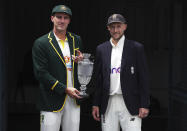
left=78, top=53, right=93, bottom=98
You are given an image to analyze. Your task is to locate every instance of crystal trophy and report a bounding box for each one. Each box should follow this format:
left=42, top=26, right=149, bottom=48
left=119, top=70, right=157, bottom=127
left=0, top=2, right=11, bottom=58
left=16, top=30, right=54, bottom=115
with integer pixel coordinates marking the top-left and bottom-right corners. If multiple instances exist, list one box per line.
left=78, top=53, right=94, bottom=98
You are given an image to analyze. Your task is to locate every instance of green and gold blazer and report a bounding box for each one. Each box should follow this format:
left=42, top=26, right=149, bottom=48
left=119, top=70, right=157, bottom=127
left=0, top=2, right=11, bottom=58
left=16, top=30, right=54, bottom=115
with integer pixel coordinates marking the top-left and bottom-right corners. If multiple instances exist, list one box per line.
left=32, top=31, right=83, bottom=112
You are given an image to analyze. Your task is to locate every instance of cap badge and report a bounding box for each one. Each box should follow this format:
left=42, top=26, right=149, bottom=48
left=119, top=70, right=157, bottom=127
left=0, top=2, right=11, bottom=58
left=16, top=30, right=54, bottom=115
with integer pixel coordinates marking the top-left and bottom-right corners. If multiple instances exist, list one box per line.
left=112, top=14, right=117, bottom=20
left=61, top=6, right=67, bottom=10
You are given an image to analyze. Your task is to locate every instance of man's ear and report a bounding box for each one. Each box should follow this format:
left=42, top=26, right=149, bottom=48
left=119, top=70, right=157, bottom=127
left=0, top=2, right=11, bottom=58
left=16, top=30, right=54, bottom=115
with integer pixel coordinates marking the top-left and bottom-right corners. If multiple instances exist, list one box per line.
left=107, top=25, right=110, bottom=31
left=124, top=24, right=127, bottom=31
left=51, top=16, right=54, bottom=22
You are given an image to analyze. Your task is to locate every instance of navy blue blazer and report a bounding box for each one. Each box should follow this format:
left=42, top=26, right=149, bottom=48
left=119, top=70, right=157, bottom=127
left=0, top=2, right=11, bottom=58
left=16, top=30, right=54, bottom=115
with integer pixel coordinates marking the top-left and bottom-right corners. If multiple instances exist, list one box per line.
left=93, top=38, right=150, bottom=115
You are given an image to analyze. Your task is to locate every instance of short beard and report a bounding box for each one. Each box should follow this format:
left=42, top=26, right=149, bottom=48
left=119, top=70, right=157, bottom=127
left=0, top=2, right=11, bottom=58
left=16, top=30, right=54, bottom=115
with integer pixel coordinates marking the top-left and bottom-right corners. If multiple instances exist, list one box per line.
left=113, top=34, right=123, bottom=42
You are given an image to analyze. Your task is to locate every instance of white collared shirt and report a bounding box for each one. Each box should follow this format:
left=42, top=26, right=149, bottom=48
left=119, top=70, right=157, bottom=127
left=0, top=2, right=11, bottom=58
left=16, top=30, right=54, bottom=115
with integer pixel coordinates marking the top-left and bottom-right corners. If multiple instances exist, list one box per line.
left=110, top=35, right=125, bottom=95
left=54, top=33, right=73, bottom=88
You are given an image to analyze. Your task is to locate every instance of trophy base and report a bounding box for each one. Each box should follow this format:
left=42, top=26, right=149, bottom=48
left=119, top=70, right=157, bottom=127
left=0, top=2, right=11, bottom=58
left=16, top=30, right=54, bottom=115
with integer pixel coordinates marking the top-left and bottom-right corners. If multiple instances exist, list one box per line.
left=79, top=92, right=89, bottom=99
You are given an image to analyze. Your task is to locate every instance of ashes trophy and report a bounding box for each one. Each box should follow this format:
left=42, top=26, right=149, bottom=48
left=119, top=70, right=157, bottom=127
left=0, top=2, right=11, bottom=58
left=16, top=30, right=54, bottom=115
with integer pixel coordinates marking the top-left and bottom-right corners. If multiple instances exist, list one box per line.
left=78, top=53, right=94, bottom=98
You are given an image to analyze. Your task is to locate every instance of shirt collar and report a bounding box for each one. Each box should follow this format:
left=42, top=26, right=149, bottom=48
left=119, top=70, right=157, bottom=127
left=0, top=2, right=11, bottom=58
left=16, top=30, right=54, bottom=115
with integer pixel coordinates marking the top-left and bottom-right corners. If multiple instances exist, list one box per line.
left=53, top=32, right=68, bottom=42
left=110, top=35, right=125, bottom=48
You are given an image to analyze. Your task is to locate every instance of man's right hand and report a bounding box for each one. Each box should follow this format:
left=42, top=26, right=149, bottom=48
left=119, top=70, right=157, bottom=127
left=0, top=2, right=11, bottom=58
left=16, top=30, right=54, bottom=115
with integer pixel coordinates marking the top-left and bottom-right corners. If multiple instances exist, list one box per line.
left=65, top=87, right=81, bottom=99
left=72, top=50, right=83, bottom=63
left=92, top=106, right=100, bottom=121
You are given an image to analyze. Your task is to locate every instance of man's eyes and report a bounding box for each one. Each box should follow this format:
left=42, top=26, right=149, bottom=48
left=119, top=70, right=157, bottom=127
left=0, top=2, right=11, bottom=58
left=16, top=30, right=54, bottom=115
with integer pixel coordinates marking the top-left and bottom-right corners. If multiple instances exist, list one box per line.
left=55, top=16, right=69, bottom=19
left=55, top=16, right=62, bottom=19
left=111, top=26, right=121, bottom=29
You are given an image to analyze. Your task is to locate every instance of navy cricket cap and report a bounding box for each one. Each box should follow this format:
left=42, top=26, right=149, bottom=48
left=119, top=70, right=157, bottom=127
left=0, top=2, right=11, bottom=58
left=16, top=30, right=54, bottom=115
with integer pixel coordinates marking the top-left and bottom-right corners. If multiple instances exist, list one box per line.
left=107, top=14, right=126, bottom=25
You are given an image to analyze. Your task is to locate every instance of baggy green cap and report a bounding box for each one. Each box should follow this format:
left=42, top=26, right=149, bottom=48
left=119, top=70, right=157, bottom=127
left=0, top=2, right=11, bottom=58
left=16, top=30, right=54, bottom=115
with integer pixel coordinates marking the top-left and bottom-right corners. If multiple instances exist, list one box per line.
left=51, top=5, right=72, bottom=16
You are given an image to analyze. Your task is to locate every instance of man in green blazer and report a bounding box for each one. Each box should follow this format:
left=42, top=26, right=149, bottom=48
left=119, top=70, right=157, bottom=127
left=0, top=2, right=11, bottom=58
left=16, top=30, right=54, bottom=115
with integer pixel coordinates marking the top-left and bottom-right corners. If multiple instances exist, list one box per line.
left=32, top=5, right=83, bottom=131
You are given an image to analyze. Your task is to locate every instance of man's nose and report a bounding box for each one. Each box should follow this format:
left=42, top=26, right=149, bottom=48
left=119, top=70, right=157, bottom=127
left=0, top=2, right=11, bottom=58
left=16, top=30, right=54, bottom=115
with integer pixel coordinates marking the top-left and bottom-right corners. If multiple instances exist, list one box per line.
left=60, top=18, right=65, bottom=22
left=114, top=27, right=118, bottom=32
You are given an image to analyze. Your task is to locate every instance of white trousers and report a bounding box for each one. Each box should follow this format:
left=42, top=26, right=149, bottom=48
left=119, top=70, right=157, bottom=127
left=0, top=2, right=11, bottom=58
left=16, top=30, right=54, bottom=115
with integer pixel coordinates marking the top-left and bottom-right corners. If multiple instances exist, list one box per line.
left=40, top=96, right=80, bottom=131
left=101, top=94, right=142, bottom=131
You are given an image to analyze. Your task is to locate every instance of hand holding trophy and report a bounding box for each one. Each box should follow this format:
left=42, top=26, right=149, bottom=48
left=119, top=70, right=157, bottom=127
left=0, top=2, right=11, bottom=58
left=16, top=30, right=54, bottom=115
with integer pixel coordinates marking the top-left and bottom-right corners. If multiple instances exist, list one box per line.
left=72, top=50, right=83, bottom=62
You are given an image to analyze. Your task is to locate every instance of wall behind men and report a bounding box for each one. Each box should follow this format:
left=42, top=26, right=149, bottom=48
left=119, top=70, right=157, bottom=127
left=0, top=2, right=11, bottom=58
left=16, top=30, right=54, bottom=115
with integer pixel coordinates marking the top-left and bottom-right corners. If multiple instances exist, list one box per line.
left=0, top=0, right=7, bottom=130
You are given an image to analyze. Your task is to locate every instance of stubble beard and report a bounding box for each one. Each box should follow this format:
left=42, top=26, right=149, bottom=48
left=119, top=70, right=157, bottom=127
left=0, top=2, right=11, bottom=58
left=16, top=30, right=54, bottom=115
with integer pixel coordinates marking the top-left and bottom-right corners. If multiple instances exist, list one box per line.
left=112, top=33, right=123, bottom=42
left=56, top=25, right=67, bottom=34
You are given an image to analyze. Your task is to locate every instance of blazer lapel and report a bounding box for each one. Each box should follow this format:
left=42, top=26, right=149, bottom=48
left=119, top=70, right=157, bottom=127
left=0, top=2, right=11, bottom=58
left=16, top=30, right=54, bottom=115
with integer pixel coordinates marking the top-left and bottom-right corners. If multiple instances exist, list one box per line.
left=67, top=32, right=76, bottom=87
left=105, top=41, right=112, bottom=73
left=67, top=32, right=74, bottom=57
left=121, top=39, right=130, bottom=71
left=67, top=32, right=76, bottom=70
left=48, top=31, right=66, bottom=67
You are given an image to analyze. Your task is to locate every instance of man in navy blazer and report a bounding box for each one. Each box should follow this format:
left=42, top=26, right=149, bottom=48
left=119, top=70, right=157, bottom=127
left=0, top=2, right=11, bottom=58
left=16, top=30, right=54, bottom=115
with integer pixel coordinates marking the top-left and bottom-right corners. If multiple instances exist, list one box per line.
left=92, top=14, right=150, bottom=131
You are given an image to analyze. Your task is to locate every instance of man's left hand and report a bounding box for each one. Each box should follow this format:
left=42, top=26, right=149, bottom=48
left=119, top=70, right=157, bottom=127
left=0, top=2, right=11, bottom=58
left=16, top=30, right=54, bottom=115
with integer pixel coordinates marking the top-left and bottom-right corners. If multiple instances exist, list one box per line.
left=138, top=108, right=149, bottom=118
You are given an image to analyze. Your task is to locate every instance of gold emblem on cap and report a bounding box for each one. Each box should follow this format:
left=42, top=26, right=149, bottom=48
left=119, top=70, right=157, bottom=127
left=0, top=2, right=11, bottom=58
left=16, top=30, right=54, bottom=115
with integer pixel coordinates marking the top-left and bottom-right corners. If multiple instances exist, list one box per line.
left=61, top=6, right=67, bottom=10
left=112, top=14, right=117, bottom=19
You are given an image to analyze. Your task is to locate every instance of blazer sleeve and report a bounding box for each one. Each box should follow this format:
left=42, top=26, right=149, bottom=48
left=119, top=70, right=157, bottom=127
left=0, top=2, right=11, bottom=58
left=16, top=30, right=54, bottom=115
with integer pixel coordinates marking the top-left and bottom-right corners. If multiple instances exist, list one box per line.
left=92, top=46, right=102, bottom=107
left=136, top=44, right=150, bottom=108
left=32, top=39, right=66, bottom=95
